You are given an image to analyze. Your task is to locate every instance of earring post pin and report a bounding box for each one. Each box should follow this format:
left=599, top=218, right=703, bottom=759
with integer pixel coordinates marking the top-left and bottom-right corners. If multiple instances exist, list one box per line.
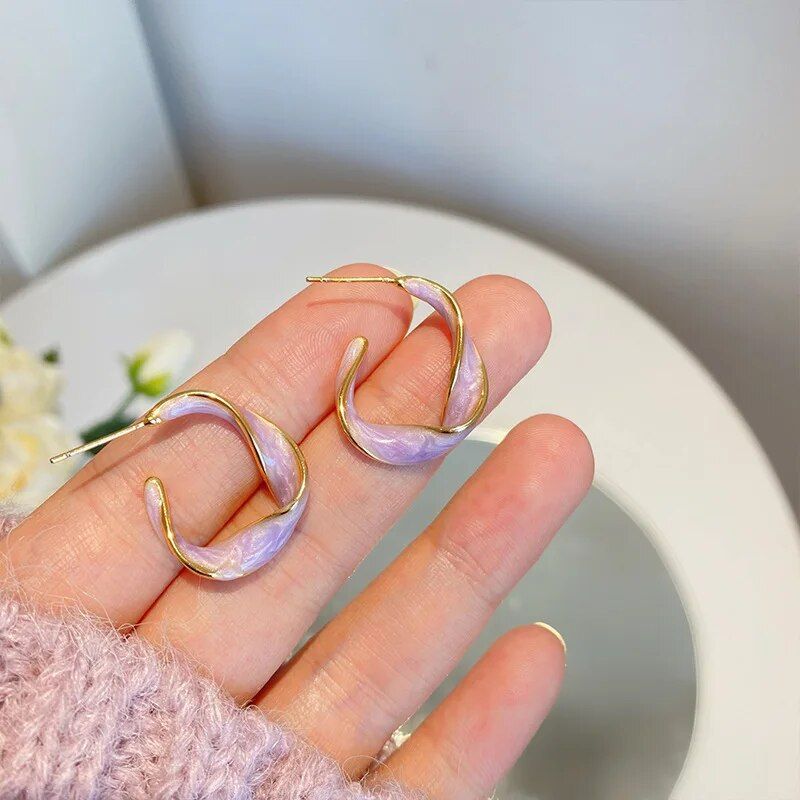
left=306, top=275, right=402, bottom=285
left=49, top=418, right=160, bottom=464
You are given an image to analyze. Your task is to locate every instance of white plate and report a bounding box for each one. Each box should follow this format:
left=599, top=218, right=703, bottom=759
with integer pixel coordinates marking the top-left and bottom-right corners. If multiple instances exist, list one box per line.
left=3, top=198, right=798, bottom=798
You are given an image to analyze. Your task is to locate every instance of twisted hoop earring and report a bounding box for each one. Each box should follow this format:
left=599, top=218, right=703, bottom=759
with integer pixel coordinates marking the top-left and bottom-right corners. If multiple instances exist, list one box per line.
left=307, top=273, right=488, bottom=464
left=51, top=390, right=308, bottom=581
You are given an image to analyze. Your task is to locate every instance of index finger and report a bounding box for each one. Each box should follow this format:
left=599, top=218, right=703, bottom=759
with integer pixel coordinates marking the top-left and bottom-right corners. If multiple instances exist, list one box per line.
left=1, top=264, right=411, bottom=622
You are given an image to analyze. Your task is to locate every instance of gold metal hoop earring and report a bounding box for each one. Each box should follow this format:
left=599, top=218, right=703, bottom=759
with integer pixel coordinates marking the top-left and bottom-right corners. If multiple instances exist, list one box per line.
left=51, top=389, right=308, bottom=580
left=307, top=273, right=488, bottom=464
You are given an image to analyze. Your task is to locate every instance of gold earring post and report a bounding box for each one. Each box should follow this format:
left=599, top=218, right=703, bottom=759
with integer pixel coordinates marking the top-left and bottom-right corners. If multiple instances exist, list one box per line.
left=306, top=275, right=403, bottom=285
left=49, top=417, right=162, bottom=464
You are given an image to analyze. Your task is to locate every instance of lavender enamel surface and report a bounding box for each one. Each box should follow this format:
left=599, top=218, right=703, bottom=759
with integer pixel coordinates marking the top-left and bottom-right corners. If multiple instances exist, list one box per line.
left=337, top=277, right=486, bottom=464
left=145, top=395, right=306, bottom=580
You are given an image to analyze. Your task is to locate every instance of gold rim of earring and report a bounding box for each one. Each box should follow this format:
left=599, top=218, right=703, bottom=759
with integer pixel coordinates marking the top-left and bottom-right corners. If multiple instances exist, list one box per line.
left=306, top=274, right=488, bottom=454
left=50, top=389, right=308, bottom=579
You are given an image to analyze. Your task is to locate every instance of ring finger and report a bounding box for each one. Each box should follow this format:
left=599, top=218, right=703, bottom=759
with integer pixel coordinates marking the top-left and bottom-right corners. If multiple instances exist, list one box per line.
left=259, top=414, right=593, bottom=771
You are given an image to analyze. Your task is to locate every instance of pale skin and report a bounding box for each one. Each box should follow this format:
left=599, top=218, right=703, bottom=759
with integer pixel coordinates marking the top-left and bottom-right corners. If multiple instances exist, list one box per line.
left=1, top=265, right=594, bottom=798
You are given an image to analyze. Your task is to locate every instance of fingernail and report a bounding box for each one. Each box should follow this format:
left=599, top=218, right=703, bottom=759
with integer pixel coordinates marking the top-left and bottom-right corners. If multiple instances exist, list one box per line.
left=534, top=621, right=567, bottom=659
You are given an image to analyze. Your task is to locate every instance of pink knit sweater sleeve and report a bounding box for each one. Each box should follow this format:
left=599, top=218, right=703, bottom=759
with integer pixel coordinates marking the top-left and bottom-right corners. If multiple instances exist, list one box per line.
left=0, top=512, right=421, bottom=800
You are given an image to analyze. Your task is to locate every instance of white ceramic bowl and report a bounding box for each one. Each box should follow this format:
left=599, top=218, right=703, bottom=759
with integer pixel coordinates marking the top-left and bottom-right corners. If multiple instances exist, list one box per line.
left=3, top=198, right=798, bottom=798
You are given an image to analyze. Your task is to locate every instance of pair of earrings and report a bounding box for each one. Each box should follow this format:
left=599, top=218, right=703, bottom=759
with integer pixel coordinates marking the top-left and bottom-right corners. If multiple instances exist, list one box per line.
left=51, top=274, right=488, bottom=581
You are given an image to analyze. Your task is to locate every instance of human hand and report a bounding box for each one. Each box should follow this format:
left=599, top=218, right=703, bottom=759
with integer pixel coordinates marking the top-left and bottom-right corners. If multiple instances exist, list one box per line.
left=2, top=265, right=593, bottom=798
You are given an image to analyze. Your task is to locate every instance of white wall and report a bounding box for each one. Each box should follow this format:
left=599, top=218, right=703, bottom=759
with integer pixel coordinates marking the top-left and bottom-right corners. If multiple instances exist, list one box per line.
left=135, top=0, right=799, bottom=506
left=0, top=0, right=192, bottom=291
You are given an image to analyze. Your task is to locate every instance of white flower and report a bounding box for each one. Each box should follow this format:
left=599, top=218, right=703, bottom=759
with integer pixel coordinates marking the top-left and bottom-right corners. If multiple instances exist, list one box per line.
left=0, top=341, right=62, bottom=423
left=127, top=330, right=193, bottom=397
left=0, top=414, right=82, bottom=507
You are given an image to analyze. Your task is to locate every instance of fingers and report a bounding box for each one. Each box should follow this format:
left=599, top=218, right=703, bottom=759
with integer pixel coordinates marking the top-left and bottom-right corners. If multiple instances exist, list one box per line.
left=259, top=415, right=592, bottom=770
left=0, top=265, right=411, bottom=621
left=136, top=276, right=551, bottom=701
left=367, top=625, right=566, bottom=800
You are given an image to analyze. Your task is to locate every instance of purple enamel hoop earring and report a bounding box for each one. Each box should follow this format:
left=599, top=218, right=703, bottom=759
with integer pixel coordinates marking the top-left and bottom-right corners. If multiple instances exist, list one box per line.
left=50, top=390, right=308, bottom=581
left=307, top=273, right=488, bottom=465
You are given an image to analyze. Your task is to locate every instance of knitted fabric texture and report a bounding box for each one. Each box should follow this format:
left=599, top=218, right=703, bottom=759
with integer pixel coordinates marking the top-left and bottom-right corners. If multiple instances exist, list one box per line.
left=0, top=511, right=420, bottom=800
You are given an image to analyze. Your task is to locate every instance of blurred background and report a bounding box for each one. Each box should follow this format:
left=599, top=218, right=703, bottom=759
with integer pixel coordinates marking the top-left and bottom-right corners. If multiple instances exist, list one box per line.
left=2, top=1, right=796, bottom=508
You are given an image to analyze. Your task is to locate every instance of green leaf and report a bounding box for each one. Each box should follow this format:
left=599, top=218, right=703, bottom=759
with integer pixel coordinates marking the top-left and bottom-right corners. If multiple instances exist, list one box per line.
left=135, top=372, right=170, bottom=398
left=42, top=347, right=60, bottom=364
left=126, top=353, right=144, bottom=385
